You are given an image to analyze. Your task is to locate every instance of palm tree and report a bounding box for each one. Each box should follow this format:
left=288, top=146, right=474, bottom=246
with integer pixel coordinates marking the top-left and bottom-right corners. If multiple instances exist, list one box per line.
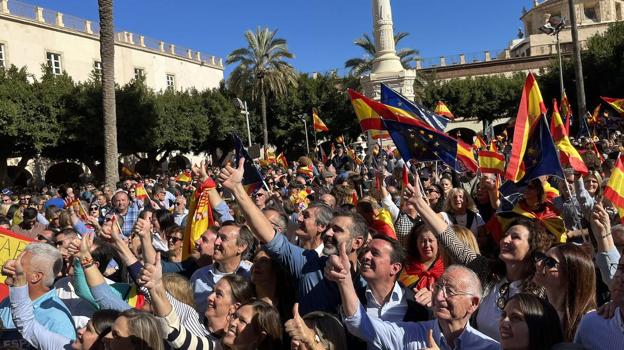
left=98, top=0, right=118, bottom=186
left=227, top=27, right=298, bottom=150
left=345, top=32, right=419, bottom=76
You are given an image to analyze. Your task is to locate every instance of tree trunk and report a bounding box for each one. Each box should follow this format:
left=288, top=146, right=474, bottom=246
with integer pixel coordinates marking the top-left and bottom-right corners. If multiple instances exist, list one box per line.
left=0, top=154, right=8, bottom=186
left=260, top=79, right=268, bottom=151
left=99, top=0, right=119, bottom=188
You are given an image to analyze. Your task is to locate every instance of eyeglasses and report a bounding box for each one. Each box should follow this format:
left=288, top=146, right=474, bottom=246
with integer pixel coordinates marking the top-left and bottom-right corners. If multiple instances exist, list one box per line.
left=2, top=199, right=11, bottom=203
left=533, top=251, right=560, bottom=270
left=496, top=282, right=511, bottom=310
left=433, top=283, right=472, bottom=299
left=166, top=235, right=183, bottom=244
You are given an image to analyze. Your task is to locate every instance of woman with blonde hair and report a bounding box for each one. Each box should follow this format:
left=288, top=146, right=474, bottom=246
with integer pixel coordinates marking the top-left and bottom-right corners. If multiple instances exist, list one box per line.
left=104, top=309, right=165, bottom=350
left=440, top=225, right=480, bottom=266
left=441, top=187, right=484, bottom=235
left=162, top=272, right=195, bottom=307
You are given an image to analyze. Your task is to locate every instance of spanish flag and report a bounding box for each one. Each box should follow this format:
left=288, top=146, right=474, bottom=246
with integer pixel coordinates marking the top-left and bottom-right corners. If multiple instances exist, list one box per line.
left=182, top=177, right=215, bottom=259
left=588, top=104, right=602, bottom=126
left=506, top=73, right=547, bottom=182
left=312, top=110, right=329, bottom=132
left=478, top=148, right=505, bottom=175
left=277, top=152, right=288, bottom=169
left=561, top=91, right=572, bottom=134
left=371, top=208, right=397, bottom=240
left=347, top=89, right=390, bottom=139
left=134, top=182, right=148, bottom=201
left=473, top=135, right=487, bottom=150
left=550, top=99, right=588, bottom=175
left=601, top=96, right=624, bottom=116
left=435, top=101, right=454, bottom=119
left=175, top=170, right=193, bottom=183
left=604, top=155, right=624, bottom=220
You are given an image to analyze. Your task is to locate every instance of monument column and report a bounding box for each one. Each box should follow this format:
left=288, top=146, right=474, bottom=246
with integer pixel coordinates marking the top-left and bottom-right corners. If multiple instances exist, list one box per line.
left=371, top=0, right=404, bottom=74
left=361, top=0, right=416, bottom=101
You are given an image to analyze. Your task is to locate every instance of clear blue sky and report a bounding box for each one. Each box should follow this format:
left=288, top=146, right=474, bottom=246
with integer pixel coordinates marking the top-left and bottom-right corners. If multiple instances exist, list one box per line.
left=30, top=0, right=534, bottom=76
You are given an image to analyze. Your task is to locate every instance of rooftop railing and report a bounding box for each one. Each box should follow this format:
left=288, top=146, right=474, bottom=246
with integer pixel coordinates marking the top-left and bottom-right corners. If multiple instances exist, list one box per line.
left=416, top=48, right=512, bottom=70
left=0, top=0, right=222, bottom=67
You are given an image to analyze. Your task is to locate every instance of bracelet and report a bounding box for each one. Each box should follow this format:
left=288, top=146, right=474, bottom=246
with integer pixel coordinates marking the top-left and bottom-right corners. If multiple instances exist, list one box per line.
left=82, top=262, right=95, bottom=269
left=600, top=233, right=612, bottom=239
left=80, top=256, right=94, bottom=267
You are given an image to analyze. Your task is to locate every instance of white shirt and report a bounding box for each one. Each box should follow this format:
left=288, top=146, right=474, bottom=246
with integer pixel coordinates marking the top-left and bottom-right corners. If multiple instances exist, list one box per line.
left=314, top=243, right=325, bottom=257
left=365, top=281, right=408, bottom=322
left=441, top=211, right=485, bottom=235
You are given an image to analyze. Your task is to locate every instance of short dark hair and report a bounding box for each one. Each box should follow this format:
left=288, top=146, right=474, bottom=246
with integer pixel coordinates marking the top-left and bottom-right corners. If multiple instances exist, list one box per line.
left=91, top=238, right=116, bottom=274
left=370, top=234, right=406, bottom=265
left=237, top=225, right=256, bottom=260
left=333, top=210, right=368, bottom=239
left=23, top=207, right=38, bottom=221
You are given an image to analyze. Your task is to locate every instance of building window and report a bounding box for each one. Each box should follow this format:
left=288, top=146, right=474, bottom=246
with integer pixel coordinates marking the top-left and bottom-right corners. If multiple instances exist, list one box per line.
left=0, top=44, right=5, bottom=69
left=134, top=68, right=145, bottom=80
left=584, top=7, right=597, bottom=22
left=94, top=61, right=102, bottom=78
left=166, top=74, right=175, bottom=89
left=46, top=52, right=62, bottom=75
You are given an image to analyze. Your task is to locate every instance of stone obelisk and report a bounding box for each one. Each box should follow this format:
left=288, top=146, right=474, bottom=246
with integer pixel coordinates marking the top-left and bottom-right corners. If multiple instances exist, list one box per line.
left=361, top=0, right=416, bottom=101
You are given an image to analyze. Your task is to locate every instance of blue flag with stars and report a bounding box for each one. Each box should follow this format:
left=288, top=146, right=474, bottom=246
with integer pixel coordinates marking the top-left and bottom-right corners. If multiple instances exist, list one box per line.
left=382, top=116, right=477, bottom=173
left=500, top=116, right=564, bottom=195
left=380, top=83, right=449, bottom=132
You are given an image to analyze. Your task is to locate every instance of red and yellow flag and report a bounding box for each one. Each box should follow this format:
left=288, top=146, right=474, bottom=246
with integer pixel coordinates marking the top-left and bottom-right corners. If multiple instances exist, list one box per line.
left=601, top=96, right=624, bottom=116
left=134, top=183, right=148, bottom=201
left=550, top=99, right=588, bottom=175
left=478, top=149, right=505, bottom=175
left=435, top=101, right=454, bottom=119
left=589, top=104, right=602, bottom=126
left=175, top=170, right=193, bottom=183
left=604, top=156, right=624, bottom=220
left=347, top=89, right=390, bottom=139
left=473, top=135, right=487, bottom=150
left=505, top=73, right=547, bottom=182
left=277, top=152, right=288, bottom=169
left=182, top=177, right=216, bottom=259
left=561, top=91, right=572, bottom=134
left=312, top=111, right=329, bottom=132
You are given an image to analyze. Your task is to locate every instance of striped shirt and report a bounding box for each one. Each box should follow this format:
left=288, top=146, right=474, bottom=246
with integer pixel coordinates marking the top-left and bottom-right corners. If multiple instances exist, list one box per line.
left=574, top=308, right=624, bottom=350
left=163, top=306, right=220, bottom=350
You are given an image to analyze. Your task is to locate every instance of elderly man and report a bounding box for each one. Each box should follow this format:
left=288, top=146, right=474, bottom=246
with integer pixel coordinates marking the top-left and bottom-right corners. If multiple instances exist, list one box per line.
left=326, top=246, right=498, bottom=350
left=294, top=202, right=332, bottom=255
left=1, top=243, right=76, bottom=341
left=172, top=195, right=189, bottom=226
left=189, top=222, right=254, bottom=315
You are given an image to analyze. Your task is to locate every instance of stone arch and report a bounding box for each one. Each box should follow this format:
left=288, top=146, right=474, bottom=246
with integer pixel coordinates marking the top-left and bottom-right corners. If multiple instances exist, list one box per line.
left=7, top=167, right=33, bottom=187
left=446, top=127, right=476, bottom=144
left=168, top=155, right=191, bottom=173
left=45, top=162, right=84, bottom=185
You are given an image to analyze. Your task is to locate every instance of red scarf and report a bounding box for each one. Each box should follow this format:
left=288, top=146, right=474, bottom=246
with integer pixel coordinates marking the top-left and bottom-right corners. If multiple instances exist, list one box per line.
left=400, top=256, right=445, bottom=290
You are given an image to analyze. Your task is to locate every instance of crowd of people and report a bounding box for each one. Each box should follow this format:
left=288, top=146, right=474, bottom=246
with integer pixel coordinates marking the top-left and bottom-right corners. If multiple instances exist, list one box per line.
left=0, top=131, right=622, bottom=350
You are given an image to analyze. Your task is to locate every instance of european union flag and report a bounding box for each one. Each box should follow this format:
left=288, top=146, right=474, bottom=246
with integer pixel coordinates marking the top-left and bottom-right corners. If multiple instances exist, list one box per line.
left=233, top=134, right=266, bottom=195
left=380, top=83, right=449, bottom=131
left=382, top=117, right=476, bottom=173
left=500, top=117, right=564, bottom=195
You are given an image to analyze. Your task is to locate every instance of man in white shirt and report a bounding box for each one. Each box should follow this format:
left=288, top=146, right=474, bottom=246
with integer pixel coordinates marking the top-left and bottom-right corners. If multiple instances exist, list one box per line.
left=172, top=195, right=189, bottom=227
left=190, top=221, right=254, bottom=315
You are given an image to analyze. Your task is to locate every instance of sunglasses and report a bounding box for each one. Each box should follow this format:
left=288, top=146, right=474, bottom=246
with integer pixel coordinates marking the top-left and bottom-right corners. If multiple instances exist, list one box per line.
left=533, top=251, right=560, bottom=269
left=166, top=235, right=183, bottom=244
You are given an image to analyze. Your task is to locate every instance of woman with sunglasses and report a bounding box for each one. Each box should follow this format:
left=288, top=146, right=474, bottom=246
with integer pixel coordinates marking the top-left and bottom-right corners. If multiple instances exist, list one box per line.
left=532, top=243, right=596, bottom=341
left=164, top=225, right=185, bottom=263
left=403, top=177, right=556, bottom=341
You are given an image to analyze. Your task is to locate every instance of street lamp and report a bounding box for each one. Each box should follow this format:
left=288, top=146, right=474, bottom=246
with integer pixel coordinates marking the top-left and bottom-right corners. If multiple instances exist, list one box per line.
left=233, top=98, right=252, bottom=148
left=297, top=113, right=310, bottom=155
left=539, top=16, right=566, bottom=97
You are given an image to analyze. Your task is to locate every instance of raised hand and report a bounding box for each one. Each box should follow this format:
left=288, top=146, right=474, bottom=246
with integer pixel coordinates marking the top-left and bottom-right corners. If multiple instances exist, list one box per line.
left=2, top=259, right=16, bottom=286
left=138, top=251, right=162, bottom=290
left=424, top=329, right=440, bottom=350
left=12, top=251, right=27, bottom=287
left=134, top=218, right=152, bottom=238
left=323, top=242, right=351, bottom=284
left=80, top=232, right=95, bottom=259
left=284, top=303, right=317, bottom=349
left=218, top=158, right=245, bottom=191
left=67, top=237, right=82, bottom=258
left=413, top=285, right=433, bottom=308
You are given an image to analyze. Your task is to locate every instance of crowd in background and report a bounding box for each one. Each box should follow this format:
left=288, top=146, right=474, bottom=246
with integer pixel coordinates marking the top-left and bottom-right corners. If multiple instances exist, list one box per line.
left=0, top=129, right=622, bottom=350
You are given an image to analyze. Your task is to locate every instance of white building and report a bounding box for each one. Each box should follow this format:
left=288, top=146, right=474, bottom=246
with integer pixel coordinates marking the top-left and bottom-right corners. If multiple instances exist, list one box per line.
left=0, top=0, right=224, bottom=91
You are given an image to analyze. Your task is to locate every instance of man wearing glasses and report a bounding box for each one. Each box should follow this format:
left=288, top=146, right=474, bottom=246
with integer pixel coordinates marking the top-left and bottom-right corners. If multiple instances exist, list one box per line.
left=327, top=251, right=499, bottom=350
left=173, top=195, right=188, bottom=227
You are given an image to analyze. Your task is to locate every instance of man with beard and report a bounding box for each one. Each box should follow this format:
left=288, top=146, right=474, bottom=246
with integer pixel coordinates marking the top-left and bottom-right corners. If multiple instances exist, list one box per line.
left=219, top=158, right=367, bottom=315
left=189, top=222, right=254, bottom=315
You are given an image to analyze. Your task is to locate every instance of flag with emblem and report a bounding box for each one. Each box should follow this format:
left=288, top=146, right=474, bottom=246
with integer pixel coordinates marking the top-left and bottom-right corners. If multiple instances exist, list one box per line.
left=604, top=155, right=624, bottom=220
left=550, top=99, right=588, bottom=175
left=134, top=182, right=148, bottom=201
left=182, top=176, right=216, bottom=259
left=312, top=110, right=329, bottom=132
left=434, top=101, right=454, bottom=120
left=380, top=83, right=449, bottom=131
left=601, top=96, right=624, bottom=116
left=175, top=170, right=193, bottom=183
left=506, top=73, right=548, bottom=182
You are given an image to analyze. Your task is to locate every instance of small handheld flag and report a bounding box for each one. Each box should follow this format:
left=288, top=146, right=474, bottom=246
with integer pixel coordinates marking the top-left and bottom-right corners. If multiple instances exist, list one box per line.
left=312, top=111, right=329, bottom=132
